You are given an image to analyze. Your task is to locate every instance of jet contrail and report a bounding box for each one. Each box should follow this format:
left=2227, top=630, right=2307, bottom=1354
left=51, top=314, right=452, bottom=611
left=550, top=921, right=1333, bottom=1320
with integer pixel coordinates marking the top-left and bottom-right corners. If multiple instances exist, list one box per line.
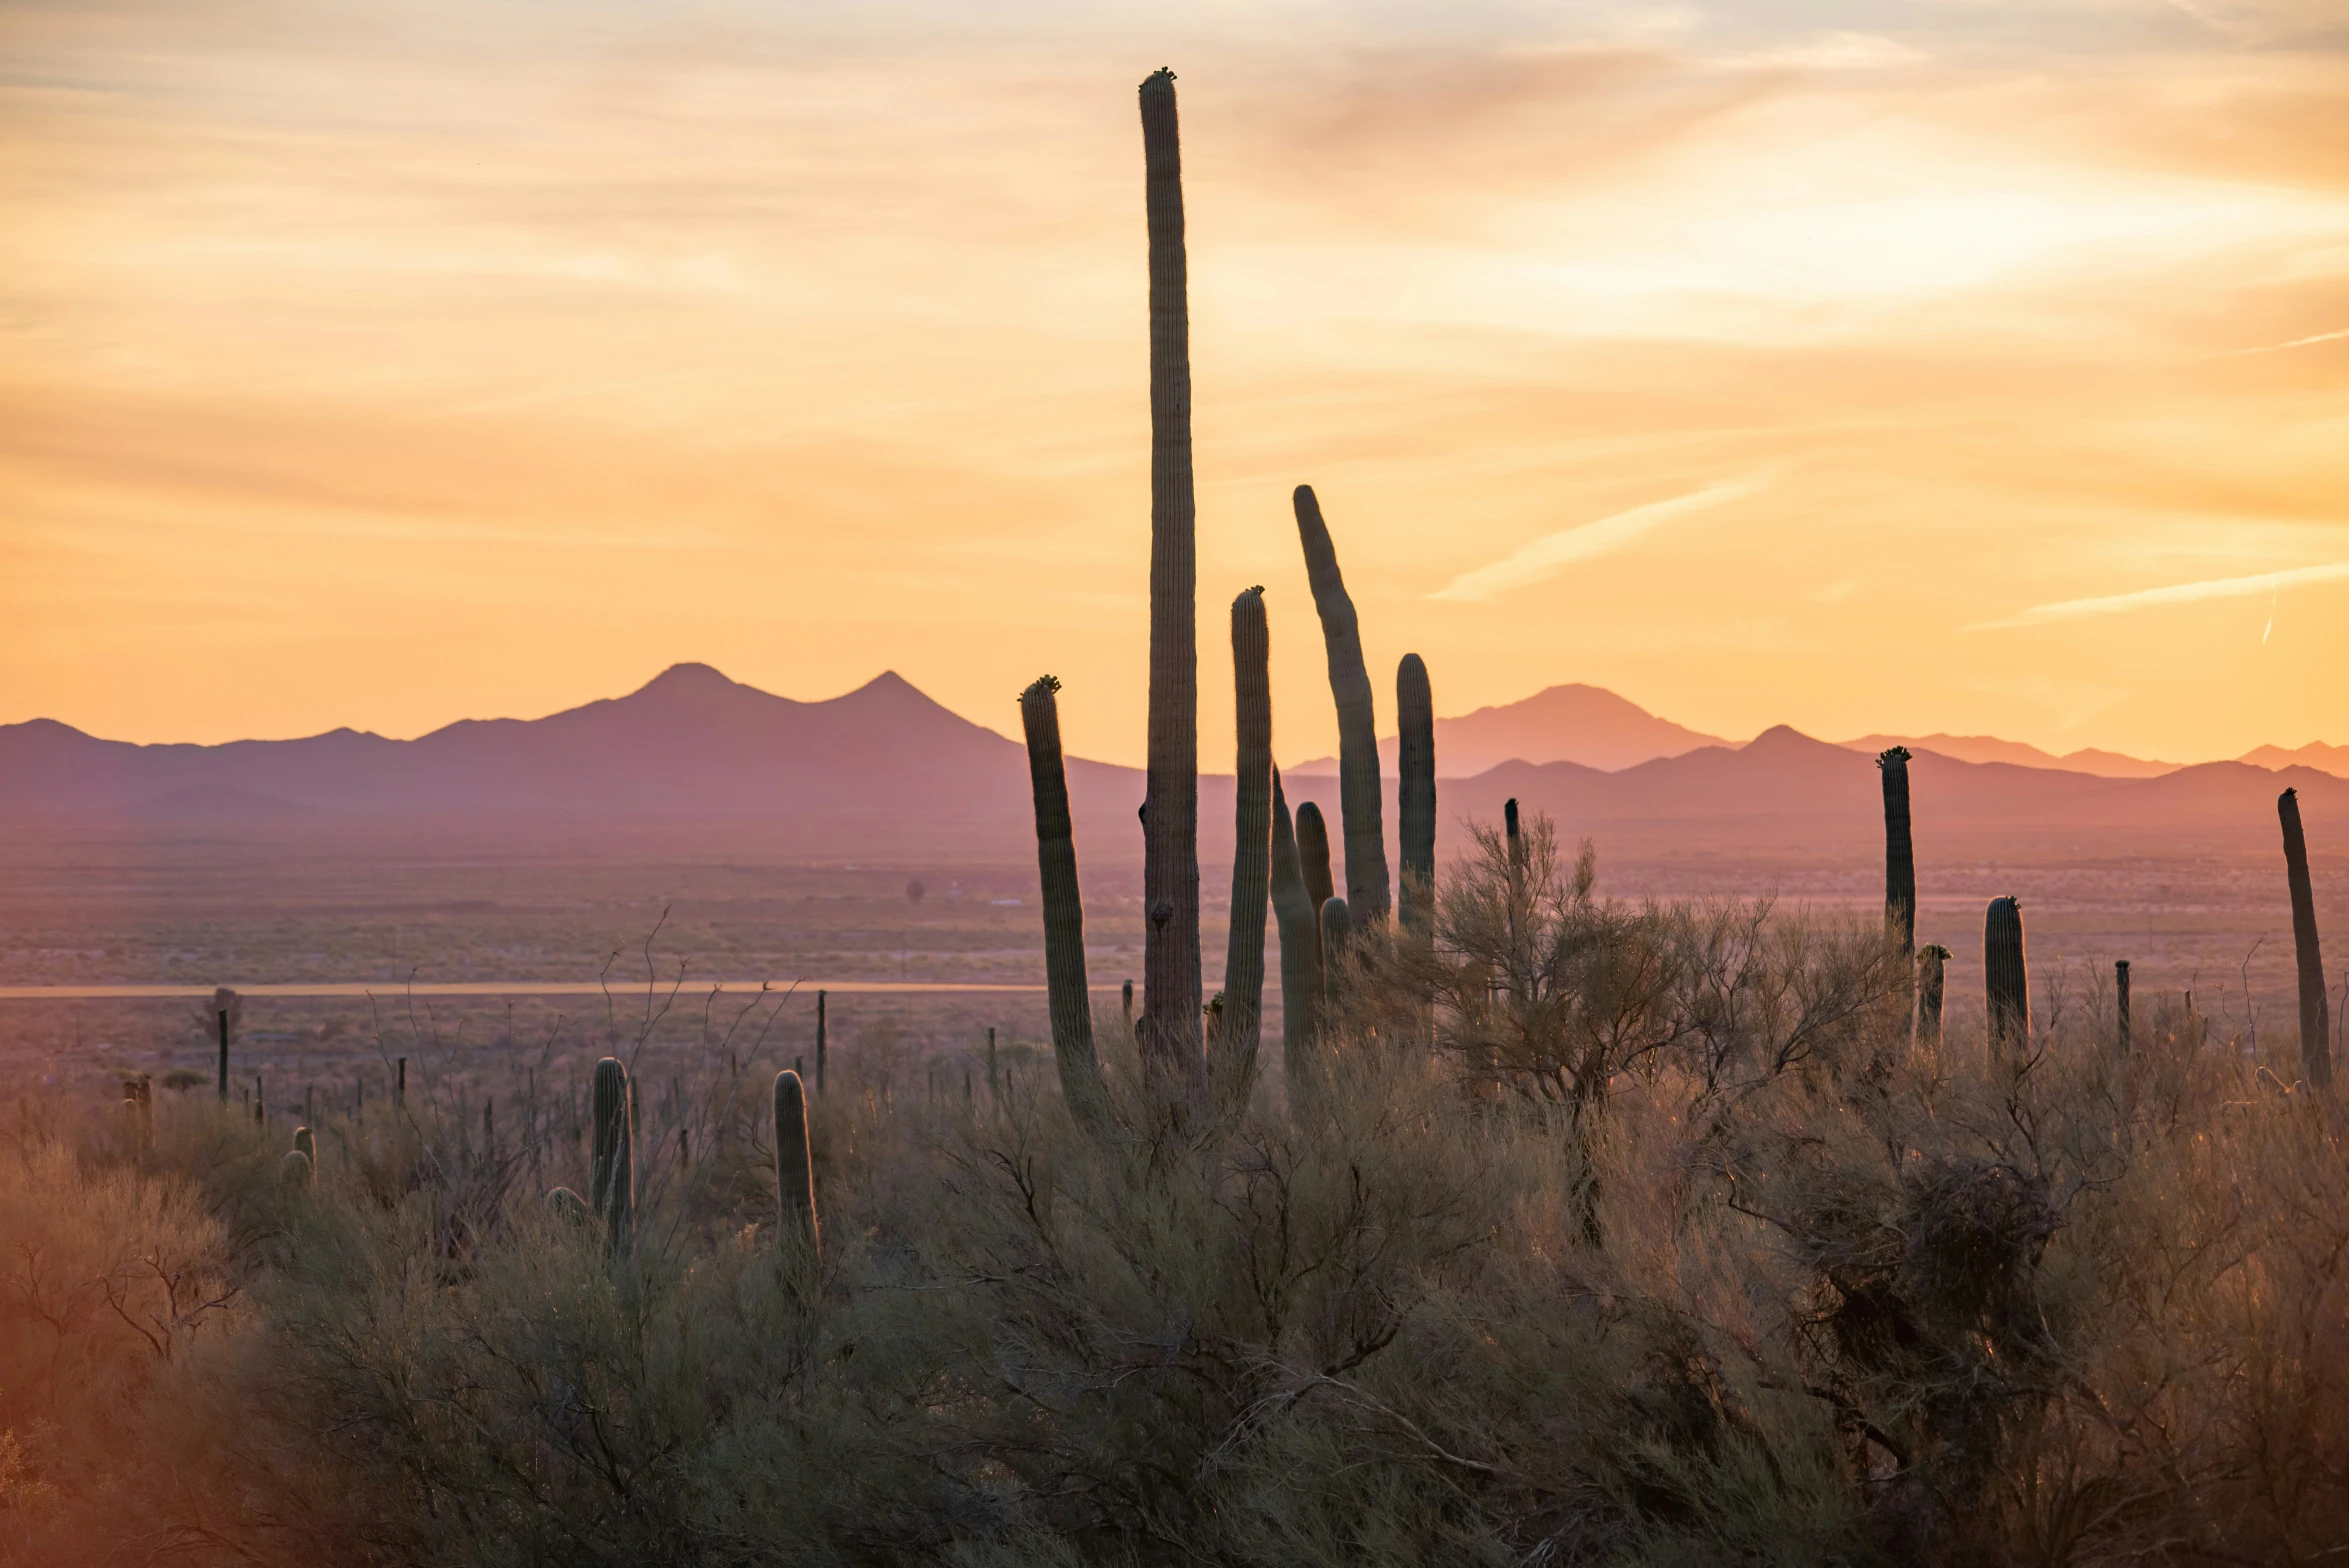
left=1430, top=474, right=1772, bottom=603
left=1973, top=560, right=2349, bottom=629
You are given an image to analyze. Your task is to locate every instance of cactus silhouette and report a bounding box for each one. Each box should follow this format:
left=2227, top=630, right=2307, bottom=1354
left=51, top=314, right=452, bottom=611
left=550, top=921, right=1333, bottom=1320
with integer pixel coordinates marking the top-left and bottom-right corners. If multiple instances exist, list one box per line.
left=1137, top=68, right=1205, bottom=1110
left=1293, top=485, right=1389, bottom=924
left=1916, top=944, right=1951, bottom=1050
left=2115, top=959, right=2133, bottom=1053
left=590, top=1057, right=634, bottom=1252
left=215, top=989, right=234, bottom=1102
left=773, top=1069, right=820, bottom=1260
left=292, top=1124, right=315, bottom=1166
left=1019, top=676, right=1113, bottom=1131
left=1296, top=801, right=1335, bottom=917
left=1985, top=897, right=2030, bottom=1052
left=2278, top=787, right=2332, bottom=1089
left=815, top=989, right=828, bottom=1096
left=281, top=1148, right=313, bottom=1186
left=1320, top=895, right=1354, bottom=1023
left=1878, top=747, right=1916, bottom=954
left=1218, top=588, right=1273, bottom=1112
left=1397, top=654, right=1436, bottom=935
left=1270, top=772, right=1323, bottom=1100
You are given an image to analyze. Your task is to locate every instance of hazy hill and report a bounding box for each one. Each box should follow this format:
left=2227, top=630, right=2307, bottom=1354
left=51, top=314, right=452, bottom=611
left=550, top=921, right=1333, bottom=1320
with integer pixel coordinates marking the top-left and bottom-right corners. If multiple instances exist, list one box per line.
left=1286, top=683, right=1727, bottom=776
left=2239, top=741, right=2349, bottom=779
left=1836, top=732, right=2178, bottom=779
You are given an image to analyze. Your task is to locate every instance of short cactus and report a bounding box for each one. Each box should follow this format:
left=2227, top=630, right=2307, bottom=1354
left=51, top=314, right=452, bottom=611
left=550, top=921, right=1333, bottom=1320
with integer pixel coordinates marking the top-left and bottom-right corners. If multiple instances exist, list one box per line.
left=1320, top=895, right=1354, bottom=1023
left=1915, top=944, right=1951, bottom=1050
left=774, top=1069, right=820, bottom=1260
left=1020, top=675, right=1113, bottom=1132
left=1877, top=747, right=1916, bottom=955
left=1217, top=587, right=1273, bottom=1113
left=2279, top=787, right=2332, bottom=1089
left=1270, top=771, right=1323, bottom=1100
left=590, top=1057, right=634, bottom=1253
left=1397, top=654, right=1436, bottom=935
left=1985, top=897, right=2030, bottom=1052
left=2115, top=959, right=2132, bottom=1053
left=547, top=1186, right=593, bottom=1226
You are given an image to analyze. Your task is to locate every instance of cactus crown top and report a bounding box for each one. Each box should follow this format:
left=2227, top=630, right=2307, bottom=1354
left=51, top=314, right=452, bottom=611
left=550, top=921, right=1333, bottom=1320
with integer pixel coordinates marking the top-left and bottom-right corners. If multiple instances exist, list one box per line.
left=1026, top=674, right=1062, bottom=696
left=1877, top=746, right=1912, bottom=767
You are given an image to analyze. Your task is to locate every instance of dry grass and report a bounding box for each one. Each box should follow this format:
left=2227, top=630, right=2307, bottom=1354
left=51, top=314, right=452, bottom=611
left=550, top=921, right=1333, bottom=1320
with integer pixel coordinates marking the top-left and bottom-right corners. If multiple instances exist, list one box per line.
left=4, top=825, right=2346, bottom=1566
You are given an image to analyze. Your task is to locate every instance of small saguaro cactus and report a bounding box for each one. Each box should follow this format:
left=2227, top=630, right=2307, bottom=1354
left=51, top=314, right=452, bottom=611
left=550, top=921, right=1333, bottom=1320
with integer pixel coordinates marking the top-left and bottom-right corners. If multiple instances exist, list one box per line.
left=2115, top=959, right=2133, bottom=1053
left=548, top=1186, right=593, bottom=1226
left=774, top=1069, right=820, bottom=1260
left=1985, top=897, right=2030, bottom=1052
left=1916, top=944, right=1952, bottom=1050
left=1020, top=675, right=1114, bottom=1133
left=1270, top=771, right=1323, bottom=1099
left=1293, top=485, right=1389, bottom=924
left=1296, top=801, right=1335, bottom=916
left=1217, top=587, right=1274, bottom=1113
left=1320, top=896, right=1354, bottom=1022
left=285, top=1125, right=317, bottom=1188
left=2278, top=787, right=2332, bottom=1090
left=590, top=1057, right=634, bottom=1253
left=1877, top=747, right=1917, bottom=955
left=1397, top=654, right=1436, bottom=935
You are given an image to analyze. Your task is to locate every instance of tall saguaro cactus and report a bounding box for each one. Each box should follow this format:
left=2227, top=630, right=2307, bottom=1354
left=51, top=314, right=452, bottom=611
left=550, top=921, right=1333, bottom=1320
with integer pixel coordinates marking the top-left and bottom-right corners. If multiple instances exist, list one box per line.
left=2279, top=787, right=2332, bottom=1089
left=1137, top=68, right=1204, bottom=1104
left=1293, top=485, right=1389, bottom=923
left=1985, top=897, right=2030, bottom=1053
left=590, top=1057, right=634, bottom=1252
left=215, top=987, right=236, bottom=1102
left=2115, top=959, right=2133, bottom=1053
left=815, top=990, right=828, bottom=1096
left=1397, top=654, right=1436, bottom=934
left=1218, top=588, right=1273, bottom=1111
left=773, top=1069, right=820, bottom=1259
left=1878, top=747, right=1917, bottom=954
left=1020, top=676, right=1113, bottom=1131
left=1270, top=771, right=1322, bottom=1098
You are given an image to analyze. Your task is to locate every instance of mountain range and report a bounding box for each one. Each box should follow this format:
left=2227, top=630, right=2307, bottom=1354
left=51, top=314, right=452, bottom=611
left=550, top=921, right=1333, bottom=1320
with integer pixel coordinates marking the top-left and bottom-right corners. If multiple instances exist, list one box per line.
left=4, top=664, right=2343, bottom=862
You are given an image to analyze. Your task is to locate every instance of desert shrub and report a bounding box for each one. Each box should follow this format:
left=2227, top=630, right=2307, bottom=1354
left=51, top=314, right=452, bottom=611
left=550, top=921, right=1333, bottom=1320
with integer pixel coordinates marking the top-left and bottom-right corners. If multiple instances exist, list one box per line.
left=8, top=859, right=2349, bottom=1566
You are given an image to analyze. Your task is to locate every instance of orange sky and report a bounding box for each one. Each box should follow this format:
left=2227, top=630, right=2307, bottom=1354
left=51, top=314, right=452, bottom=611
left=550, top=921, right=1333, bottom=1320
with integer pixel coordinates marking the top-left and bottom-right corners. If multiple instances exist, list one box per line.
left=3, top=2, right=2346, bottom=768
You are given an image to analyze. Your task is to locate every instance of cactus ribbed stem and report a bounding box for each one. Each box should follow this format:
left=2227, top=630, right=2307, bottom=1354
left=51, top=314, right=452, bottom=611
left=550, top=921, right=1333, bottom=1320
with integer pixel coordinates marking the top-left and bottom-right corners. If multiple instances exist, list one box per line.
left=1985, top=897, right=2030, bottom=1053
left=1138, top=69, right=1205, bottom=1109
left=2279, top=787, right=2332, bottom=1089
left=773, top=1069, right=820, bottom=1259
left=590, top=1057, right=633, bottom=1254
left=1878, top=747, right=1917, bottom=954
left=815, top=990, right=827, bottom=1096
left=2115, top=959, right=2132, bottom=1053
left=1020, top=676, right=1113, bottom=1132
left=1915, top=945, right=1950, bottom=1050
left=1319, top=896, right=1353, bottom=1025
left=1270, top=772, right=1322, bottom=1100
left=1297, top=801, right=1335, bottom=917
left=1216, top=588, right=1274, bottom=1114
left=1397, top=654, right=1436, bottom=935
left=1293, top=485, right=1388, bottom=924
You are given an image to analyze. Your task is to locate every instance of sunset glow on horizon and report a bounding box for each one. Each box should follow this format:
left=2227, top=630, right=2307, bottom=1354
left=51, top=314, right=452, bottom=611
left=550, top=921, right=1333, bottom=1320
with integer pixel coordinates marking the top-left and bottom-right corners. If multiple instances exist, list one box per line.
left=4, top=1, right=2346, bottom=767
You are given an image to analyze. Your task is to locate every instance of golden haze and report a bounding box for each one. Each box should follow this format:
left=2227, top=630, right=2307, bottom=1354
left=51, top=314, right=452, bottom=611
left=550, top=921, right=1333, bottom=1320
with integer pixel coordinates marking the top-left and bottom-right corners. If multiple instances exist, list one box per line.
left=2, top=2, right=2347, bottom=766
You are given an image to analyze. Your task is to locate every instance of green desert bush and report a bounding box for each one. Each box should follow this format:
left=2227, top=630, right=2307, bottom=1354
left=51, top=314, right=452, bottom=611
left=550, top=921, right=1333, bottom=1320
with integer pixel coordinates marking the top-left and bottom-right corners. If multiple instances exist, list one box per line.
left=7, top=840, right=2349, bottom=1566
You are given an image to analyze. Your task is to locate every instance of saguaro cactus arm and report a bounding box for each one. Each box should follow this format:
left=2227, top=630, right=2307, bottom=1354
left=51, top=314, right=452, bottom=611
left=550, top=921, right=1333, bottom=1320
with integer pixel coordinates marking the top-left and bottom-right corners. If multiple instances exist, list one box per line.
left=1270, top=771, right=1322, bottom=1099
left=1296, top=801, right=1335, bottom=916
left=1138, top=68, right=1205, bottom=1106
left=1916, top=944, right=1951, bottom=1050
left=1218, top=588, right=1273, bottom=1114
left=1293, top=484, right=1389, bottom=923
left=1020, top=677, right=1114, bottom=1131
left=1397, top=653, right=1436, bottom=935
left=2279, top=787, right=2332, bottom=1089
left=1878, top=747, right=1917, bottom=954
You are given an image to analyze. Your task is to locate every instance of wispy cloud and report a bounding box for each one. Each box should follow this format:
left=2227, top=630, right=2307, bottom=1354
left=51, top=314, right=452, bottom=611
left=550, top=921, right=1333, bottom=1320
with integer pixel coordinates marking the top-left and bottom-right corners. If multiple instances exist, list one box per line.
left=1429, top=474, right=1771, bottom=603
left=2218, top=325, right=2349, bottom=357
left=1973, top=560, right=2349, bottom=629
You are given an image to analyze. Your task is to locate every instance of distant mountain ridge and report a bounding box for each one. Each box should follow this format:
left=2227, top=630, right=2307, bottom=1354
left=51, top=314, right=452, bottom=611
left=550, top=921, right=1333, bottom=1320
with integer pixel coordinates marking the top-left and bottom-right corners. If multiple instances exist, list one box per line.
left=5, top=666, right=2343, bottom=863
left=1287, top=682, right=1727, bottom=776
left=1834, top=732, right=2182, bottom=780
